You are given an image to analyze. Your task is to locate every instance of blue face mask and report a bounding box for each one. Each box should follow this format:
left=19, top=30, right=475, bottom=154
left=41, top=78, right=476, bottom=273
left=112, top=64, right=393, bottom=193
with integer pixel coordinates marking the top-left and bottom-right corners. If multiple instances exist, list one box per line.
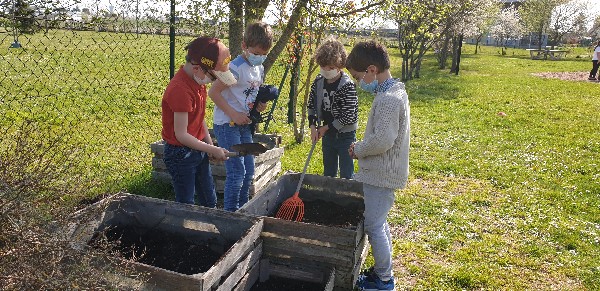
left=247, top=51, right=267, bottom=66
left=359, top=72, right=378, bottom=93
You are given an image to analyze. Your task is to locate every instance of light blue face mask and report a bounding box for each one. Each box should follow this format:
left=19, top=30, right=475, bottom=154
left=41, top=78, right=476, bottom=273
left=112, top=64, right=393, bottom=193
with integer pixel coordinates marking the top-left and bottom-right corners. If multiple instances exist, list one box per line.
left=359, top=72, right=378, bottom=93
left=247, top=51, right=267, bottom=66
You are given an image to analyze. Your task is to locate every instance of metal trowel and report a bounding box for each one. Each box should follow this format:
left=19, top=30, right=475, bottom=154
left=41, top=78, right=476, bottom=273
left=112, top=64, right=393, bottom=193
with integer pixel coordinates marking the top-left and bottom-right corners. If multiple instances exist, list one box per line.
left=225, top=142, right=269, bottom=157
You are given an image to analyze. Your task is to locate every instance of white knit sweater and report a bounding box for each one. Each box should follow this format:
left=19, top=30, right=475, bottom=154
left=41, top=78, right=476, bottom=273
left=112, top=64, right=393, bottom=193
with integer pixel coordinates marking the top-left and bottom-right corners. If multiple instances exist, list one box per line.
left=354, top=81, right=410, bottom=189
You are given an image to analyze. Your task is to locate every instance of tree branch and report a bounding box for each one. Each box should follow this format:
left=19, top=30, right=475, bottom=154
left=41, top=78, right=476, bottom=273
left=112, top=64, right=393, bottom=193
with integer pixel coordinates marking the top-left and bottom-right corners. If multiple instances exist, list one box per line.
left=317, top=0, right=386, bottom=18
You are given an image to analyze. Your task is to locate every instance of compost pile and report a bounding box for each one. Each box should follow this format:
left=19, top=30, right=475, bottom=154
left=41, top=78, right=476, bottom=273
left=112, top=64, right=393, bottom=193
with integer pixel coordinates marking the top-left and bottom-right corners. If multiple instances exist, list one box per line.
left=300, top=199, right=363, bottom=228
left=89, top=225, right=232, bottom=275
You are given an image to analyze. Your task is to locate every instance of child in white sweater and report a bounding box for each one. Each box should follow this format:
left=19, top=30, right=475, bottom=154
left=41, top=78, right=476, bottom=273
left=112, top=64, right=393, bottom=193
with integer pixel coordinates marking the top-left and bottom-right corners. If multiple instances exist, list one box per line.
left=347, top=40, right=410, bottom=291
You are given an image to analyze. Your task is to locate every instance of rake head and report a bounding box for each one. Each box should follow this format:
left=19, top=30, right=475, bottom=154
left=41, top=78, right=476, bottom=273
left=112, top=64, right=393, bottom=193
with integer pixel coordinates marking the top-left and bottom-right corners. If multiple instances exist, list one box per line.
left=275, top=193, right=304, bottom=222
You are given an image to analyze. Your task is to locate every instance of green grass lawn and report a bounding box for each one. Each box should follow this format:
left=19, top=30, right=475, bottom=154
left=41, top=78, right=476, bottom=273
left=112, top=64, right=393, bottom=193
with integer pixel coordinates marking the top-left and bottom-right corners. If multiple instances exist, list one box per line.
left=2, top=30, right=599, bottom=289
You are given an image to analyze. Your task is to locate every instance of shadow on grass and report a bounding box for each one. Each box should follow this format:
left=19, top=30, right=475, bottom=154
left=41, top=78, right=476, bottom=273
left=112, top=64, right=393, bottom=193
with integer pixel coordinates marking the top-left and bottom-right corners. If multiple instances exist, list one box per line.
left=397, top=57, right=462, bottom=103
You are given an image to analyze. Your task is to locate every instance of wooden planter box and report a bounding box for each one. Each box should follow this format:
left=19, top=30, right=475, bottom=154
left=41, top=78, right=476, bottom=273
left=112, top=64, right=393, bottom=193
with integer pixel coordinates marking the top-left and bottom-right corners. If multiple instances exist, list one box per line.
left=67, top=193, right=263, bottom=291
left=239, top=173, right=368, bottom=290
left=150, top=132, right=283, bottom=196
left=213, top=239, right=334, bottom=291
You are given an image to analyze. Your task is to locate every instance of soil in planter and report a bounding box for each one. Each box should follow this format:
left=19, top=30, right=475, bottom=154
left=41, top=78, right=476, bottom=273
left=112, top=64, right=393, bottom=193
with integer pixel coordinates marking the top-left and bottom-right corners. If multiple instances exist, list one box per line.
left=89, top=225, right=233, bottom=275
left=249, top=276, right=324, bottom=291
left=298, top=198, right=363, bottom=228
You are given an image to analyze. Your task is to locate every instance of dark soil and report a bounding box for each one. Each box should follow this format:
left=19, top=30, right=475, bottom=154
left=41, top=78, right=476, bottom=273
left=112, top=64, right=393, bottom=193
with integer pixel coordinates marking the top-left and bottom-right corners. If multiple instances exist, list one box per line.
left=299, top=199, right=363, bottom=228
left=89, top=225, right=232, bottom=275
left=249, top=276, right=324, bottom=291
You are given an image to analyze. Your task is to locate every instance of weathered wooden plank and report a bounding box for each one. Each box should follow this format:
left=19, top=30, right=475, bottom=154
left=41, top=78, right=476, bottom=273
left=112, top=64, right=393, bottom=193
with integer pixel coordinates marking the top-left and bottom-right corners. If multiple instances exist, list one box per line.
left=325, top=268, right=336, bottom=291
left=253, top=162, right=281, bottom=192
left=216, top=241, right=263, bottom=291
left=262, top=217, right=359, bottom=248
left=254, top=147, right=284, bottom=164
left=130, top=261, right=204, bottom=290
left=253, top=156, right=278, bottom=177
left=328, top=236, right=368, bottom=290
left=262, top=235, right=355, bottom=266
left=150, top=140, right=165, bottom=155
left=232, top=258, right=262, bottom=291
left=267, top=262, right=326, bottom=284
left=200, top=219, right=263, bottom=291
left=152, top=156, right=166, bottom=170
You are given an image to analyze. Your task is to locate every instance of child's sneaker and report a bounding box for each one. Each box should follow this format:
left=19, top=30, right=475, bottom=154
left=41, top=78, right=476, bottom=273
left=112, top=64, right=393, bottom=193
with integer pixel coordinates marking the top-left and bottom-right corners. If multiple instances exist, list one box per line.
left=356, top=270, right=395, bottom=291
left=589, top=77, right=597, bottom=81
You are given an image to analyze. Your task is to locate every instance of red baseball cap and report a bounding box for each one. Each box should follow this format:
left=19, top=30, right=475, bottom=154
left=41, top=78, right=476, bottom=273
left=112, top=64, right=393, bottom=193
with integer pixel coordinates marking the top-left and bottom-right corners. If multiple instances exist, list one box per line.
left=185, top=37, right=220, bottom=70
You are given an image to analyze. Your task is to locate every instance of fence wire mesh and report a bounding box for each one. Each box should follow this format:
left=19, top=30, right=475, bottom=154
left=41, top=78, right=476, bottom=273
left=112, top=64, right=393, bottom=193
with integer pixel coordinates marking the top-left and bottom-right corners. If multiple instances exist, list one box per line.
left=1, top=0, right=292, bottom=198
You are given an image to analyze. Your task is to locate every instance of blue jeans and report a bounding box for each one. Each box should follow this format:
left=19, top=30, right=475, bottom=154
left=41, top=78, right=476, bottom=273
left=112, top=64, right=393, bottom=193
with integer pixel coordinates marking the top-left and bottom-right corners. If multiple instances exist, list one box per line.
left=163, top=143, right=217, bottom=208
left=322, top=130, right=356, bottom=179
left=213, top=123, right=255, bottom=211
left=363, top=183, right=395, bottom=282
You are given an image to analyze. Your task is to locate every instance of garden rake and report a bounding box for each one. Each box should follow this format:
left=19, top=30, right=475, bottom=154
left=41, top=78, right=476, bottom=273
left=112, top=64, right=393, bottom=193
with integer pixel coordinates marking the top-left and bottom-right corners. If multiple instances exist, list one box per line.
left=275, top=140, right=317, bottom=222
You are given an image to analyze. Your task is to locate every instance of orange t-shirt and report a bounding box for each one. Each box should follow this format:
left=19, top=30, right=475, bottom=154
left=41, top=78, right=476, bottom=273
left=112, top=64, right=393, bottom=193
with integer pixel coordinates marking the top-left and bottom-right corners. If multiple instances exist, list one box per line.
left=161, top=66, right=207, bottom=146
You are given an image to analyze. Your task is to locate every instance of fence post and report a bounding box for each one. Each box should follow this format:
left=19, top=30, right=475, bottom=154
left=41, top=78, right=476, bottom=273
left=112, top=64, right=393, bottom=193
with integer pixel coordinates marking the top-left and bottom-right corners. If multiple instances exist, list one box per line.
left=9, top=0, right=22, bottom=49
left=169, top=0, right=176, bottom=79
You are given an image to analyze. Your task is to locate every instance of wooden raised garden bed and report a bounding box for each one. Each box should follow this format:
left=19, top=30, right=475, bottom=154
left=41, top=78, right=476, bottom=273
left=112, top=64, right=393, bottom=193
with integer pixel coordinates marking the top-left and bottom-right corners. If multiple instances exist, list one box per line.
left=67, top=193, right=263, bottom=290
left=150, top=131, right=283, bottom=196
left=239, top=173, right=368, bottom=290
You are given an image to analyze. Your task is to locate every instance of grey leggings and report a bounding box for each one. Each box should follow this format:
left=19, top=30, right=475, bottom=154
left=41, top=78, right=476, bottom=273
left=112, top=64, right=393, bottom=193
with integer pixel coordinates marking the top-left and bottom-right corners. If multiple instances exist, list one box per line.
left=363, top=183, right=396, bottom=281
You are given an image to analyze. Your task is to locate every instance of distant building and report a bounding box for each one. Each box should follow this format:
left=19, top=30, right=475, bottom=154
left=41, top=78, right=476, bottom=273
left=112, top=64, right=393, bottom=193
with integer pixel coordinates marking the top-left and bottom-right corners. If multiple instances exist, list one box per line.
left=465, top=0, right=548, bottom=48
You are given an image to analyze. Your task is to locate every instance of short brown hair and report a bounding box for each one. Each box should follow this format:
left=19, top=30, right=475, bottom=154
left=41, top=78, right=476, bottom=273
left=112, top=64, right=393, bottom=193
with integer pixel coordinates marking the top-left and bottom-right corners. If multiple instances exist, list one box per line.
left=346, top=40, right=390, bottom=72
left=314, top=37, right=347, bottom=68
left=244, top=22, right=273, bottom=50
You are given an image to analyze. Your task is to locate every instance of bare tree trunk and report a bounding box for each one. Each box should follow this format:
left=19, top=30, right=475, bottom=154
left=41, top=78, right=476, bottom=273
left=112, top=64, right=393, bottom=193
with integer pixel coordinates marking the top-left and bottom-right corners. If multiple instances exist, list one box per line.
left=450, top=34, right=463, bottom=75
left=263, top=0, right=309, bottom=75
left=229, top=0, right=244, bottom=57
left=537, top=23, right=544, bottom=50
left=438, top=34, right=451, bottom=69
left=475, top=34, right=483, bottom=54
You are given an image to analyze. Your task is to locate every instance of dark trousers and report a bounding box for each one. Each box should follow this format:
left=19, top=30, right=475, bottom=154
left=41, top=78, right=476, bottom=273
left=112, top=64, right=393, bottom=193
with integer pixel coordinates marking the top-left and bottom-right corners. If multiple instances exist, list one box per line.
left=163, top=143, right=217, bottom=207
left=322, top=130, right=356, bottom=179
left=590, top=60, right=599, bottom=78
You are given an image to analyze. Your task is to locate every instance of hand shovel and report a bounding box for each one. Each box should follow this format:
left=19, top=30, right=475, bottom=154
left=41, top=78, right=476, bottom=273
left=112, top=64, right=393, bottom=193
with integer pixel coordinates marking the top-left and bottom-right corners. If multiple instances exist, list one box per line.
left=225, top=142, right=269, bottom=157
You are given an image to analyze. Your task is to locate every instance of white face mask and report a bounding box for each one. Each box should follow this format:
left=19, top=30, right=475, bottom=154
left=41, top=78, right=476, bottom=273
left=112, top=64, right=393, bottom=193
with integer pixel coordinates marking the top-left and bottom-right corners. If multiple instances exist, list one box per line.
left=194, top=74, right=212, bottom=85
left=320, top=67, right=340, bottom=80
left=213, top=69, right=238, bottom=86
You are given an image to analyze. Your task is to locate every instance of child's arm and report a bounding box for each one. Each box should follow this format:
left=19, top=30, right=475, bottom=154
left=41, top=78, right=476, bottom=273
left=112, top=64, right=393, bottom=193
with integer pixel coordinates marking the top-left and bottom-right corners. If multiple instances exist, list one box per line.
left=307, top=81, right=319, bottom=142
left=208, top=80, right=251, bottom=125
left=173, top=112, right=228, bottom=160
left=353, top=96, right=404, bottom=158
left=200, top=120, right=213, bottom=145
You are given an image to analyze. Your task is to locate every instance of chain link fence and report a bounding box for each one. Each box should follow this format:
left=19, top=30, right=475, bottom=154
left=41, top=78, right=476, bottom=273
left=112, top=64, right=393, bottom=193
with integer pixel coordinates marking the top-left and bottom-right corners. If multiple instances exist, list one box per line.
left=0, top=0, right=292, bottom=200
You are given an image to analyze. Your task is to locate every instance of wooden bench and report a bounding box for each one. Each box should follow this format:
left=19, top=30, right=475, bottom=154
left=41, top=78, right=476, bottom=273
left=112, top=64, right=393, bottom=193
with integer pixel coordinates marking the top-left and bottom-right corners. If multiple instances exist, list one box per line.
left=526, top=49, right=547, bottom=60
left=547, top=49, right=568, bottom=60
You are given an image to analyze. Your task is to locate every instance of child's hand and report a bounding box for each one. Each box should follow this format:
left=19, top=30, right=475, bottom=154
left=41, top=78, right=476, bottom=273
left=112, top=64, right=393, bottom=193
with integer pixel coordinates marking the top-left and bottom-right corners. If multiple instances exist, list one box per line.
left=210, top=146, right=229, bottom=161
left=230, top=111, right=251, bottom=125
left=255, top=102, right=267, bottom=113
left=310, top=126, right=319, bottom=143
left=348, top=142, right=357, bottom=159
left=317, top=125, right=329, bottom=138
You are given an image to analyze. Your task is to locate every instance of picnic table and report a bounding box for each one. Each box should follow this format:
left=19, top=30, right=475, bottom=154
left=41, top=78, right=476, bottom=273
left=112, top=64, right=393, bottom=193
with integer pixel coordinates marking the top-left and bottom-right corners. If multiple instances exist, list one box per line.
left=526, top=48, right=568, bottom=60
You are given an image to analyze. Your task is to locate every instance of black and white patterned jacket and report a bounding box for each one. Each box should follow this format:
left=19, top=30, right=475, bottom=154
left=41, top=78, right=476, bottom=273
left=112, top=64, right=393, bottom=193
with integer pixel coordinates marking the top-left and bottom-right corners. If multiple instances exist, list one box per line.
left=307, top=72, right=358, bottom=133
